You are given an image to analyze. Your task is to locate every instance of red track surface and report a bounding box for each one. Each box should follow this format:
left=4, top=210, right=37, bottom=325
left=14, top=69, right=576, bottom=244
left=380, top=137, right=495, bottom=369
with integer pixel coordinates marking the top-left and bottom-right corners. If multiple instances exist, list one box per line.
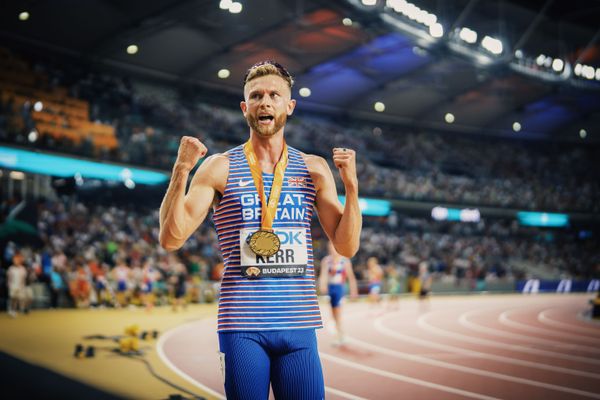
left=159, top=294, right=600, bottom=399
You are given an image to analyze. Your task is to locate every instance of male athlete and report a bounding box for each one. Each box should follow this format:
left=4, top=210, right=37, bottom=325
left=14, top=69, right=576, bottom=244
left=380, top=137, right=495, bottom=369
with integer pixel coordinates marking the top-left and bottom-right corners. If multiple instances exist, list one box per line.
left=159, top=60, right=362, bottom=399
left=319, top=241, right=358, bottom=346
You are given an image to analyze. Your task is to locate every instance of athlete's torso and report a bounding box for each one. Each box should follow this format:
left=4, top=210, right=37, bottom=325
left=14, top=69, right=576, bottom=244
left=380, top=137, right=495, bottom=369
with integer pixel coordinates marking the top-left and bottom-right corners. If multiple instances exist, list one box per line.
left=323, top=255, right=348, bottom=286
left=213, top=145, right=322, bottom=331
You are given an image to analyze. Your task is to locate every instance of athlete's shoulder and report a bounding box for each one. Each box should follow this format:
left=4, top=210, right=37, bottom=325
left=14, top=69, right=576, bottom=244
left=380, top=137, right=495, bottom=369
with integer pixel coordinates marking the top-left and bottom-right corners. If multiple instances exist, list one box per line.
left=300, top=152, right=329, bottom=173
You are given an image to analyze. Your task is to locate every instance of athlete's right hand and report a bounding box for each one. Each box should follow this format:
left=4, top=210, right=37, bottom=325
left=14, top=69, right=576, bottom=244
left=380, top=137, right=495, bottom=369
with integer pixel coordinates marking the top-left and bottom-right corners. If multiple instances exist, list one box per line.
left=174, top=136, right=207, bottom=172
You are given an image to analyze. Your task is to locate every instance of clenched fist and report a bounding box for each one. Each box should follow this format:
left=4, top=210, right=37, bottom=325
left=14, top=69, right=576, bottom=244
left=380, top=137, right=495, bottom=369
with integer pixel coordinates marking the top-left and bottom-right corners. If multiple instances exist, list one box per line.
left=175, top=136, right=207, bottom=172
left=332, top=147, right=358, bottom=190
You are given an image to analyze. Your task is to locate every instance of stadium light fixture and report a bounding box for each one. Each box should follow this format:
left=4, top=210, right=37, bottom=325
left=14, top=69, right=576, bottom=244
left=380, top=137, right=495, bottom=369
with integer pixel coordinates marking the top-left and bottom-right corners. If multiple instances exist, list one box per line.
left=579, top=129, right=587, bottom=139
left=19, top=11, right=30, bottom=21
left=229, top=2, right=242, bottom=13
left=362, top=0, right=377, bottom=6
left=126, top=45, right=138, bottom=55
left=374, top=101, right=386, bottom=112
left=582, top=65, right=595, bottom=80
left=299, top=87, right=311, bottom=97
left=33, top=101, right=43, bottom=112
left=429, top=23, right=443, bottom=38
left=28, top=130, right=38, bottom=143
left=342, top=18, right=353, bottom=26
left=551, top=59, right=564, bottom=72
left=217, top=69, right=230, bottom=79
left=444, top=112, right=454, bottom=124
left=459, top=27, right=477, bottom=44
left=219, top=0, right=232, bottom=10
left=481, top=35, right=503, bottom=55
left=512, top=122, right=521, bottom=132
left=536, top=54, right=546, bottom=66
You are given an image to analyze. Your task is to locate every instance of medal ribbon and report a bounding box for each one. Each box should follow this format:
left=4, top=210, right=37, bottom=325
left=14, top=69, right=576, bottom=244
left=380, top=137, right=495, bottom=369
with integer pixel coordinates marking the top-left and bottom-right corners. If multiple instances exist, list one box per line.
left=243, top=140, right=288, bottom=232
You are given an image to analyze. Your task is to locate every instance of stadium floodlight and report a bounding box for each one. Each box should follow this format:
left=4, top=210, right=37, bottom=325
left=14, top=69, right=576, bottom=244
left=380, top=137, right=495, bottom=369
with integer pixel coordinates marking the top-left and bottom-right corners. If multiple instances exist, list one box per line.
left=19, top=11, right=29, bottom=21
left=362, top=0, right=377, bottom=5
left=342, top=18, right=353, bottom=26
left=229, top=2, right=242, bottom=13
left=512, top=122, right=521, bottom=132
left=219, top=0, right=232, bottom=10
left=126, top=45, right=138, bottom=55
left=536, top=54, right=546, bottom=66
left=374, top=101, right=386, bottom=112
left=596, top=68, right=600, bottom=81
left=28, top=130, right=38, bottom=143
left=514, top=49, right=523, bottom=59
left=33, top=101, right=43, bottom=112
left=580, top=129, right=587, bottom=139
left=551, top=59, right=564, bottom=72
left=217, top=69, right=230, bottom=79
left=459, top=27, right=477, bottom=44
left=444, top=112, right=454, bottom=123
left=429, top=23, right=443, bottom=38
left=582, top=65, right=595, bottom=80
left=574, top=63, right=582, bottom=76
left=481, top=36, right=503, bottom=55
left=299, top=87, right=311, bottom=97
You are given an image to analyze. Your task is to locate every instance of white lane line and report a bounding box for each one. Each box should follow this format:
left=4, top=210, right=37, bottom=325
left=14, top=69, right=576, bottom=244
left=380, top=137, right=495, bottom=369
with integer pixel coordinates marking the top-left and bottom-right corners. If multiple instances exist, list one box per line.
left=158, top=320, right=365, bottom=400
left=419, top=312, right=600, bottom=365
left=320, top=352, right=501, bottom=400
left=540, top=309, right=600, bottom=335
left=500, top=309, right=599, bottom=343
left=156, top=321, right=226, bottom=400
left=460, top=309, right=600, bottom=353
left=344, top=330, right=600, bottom=399
left=373, top=316, right=600, bottom=380
left=325, top=387, right=368, bottom=400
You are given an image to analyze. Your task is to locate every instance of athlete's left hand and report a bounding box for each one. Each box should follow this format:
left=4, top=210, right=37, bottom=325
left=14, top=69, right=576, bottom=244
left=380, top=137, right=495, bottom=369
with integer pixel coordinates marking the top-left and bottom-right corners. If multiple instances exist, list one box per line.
left=332, top=148, right=358, bottom=190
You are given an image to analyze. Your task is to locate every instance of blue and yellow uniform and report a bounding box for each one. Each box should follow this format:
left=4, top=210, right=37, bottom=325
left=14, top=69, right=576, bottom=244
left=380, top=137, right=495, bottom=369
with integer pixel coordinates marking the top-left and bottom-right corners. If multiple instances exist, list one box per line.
left=212, top=145, right=324, bottom=399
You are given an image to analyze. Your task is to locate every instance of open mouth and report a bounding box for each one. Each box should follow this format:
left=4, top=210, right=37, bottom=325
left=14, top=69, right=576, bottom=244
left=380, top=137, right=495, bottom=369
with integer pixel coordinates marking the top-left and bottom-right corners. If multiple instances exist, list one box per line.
left=258, top=115, right=274, bottom=123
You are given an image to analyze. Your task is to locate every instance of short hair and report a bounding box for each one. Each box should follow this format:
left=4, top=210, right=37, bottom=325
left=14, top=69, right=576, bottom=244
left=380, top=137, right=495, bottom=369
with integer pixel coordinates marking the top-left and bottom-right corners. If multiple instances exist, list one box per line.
left=243, top=60, right=294, bottom=89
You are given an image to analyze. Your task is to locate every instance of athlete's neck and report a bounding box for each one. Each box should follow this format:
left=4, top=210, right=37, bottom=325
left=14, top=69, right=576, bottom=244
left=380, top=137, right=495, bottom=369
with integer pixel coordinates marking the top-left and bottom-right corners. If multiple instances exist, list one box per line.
left=249, top=132, right=285, bottom=173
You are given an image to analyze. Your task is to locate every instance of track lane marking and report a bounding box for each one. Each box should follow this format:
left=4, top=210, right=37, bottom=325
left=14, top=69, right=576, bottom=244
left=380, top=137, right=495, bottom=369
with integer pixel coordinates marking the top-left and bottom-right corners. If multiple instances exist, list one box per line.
left=336, top=324, right=600, bottom=399
left=419, top=312, right=600, bottom=365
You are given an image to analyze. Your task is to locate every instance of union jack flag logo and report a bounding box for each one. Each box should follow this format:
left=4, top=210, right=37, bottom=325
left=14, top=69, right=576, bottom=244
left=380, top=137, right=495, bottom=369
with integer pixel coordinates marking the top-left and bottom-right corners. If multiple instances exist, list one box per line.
left=288, top=177, right=306, bottom=187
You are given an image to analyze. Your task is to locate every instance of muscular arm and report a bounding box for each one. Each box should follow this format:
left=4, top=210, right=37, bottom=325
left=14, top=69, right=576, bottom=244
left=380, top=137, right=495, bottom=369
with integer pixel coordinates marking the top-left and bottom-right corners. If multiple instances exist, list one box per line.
left=159, top=150, right=228, bottom=251
left=305, top=153, right=362, bottom=257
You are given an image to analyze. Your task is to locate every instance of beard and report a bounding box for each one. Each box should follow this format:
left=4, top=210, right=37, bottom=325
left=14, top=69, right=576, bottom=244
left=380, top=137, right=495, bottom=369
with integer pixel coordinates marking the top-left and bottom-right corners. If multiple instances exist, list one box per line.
left=246, top=112, right=287, bottom=137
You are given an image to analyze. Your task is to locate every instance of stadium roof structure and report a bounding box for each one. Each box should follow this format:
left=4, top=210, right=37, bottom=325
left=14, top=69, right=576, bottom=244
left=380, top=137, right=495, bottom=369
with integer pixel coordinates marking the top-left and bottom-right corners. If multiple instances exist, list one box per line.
left=1, top=0, right=599, bottom=142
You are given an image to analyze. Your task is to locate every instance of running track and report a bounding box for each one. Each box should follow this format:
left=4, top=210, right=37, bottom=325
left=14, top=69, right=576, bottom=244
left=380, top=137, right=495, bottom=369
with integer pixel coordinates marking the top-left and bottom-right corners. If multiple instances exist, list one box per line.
left=158, top=294, right=600, bottom=399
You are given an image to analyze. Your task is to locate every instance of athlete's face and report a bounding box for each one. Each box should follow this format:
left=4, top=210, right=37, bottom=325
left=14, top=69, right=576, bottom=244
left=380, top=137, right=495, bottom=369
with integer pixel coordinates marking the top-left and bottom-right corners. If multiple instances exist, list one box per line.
left=241, top=75, right=296, bottom=138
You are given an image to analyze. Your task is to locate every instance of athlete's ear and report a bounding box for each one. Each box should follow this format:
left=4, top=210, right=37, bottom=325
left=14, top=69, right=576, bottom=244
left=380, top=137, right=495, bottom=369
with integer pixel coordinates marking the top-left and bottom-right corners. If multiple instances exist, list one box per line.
left=287, top=98, right=296, bottom=116
left=240, top=100, right=247, bottom=117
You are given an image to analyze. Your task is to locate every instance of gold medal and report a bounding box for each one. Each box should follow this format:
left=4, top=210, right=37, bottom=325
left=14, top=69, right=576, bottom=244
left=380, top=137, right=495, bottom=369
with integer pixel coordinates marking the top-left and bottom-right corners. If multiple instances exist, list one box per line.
left=242, top=140, right=288, bottom=260
left=248, top=230, right=280, bottom=257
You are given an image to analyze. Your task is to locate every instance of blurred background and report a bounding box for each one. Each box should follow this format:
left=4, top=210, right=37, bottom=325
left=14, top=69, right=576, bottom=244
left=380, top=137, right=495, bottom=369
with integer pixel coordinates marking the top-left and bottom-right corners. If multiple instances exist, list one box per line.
left=0, top=0, right=599, bottom=397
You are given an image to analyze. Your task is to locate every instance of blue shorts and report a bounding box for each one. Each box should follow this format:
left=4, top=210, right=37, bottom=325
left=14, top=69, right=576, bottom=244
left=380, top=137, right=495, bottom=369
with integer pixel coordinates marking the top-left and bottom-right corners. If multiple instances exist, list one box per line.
left=369, top=282, right=382, bottom=295
left=328, top=284, right=345, bottom=308
left=117, top=281, right=127, bottom=292
left=218, top=329, right=324, bottom=400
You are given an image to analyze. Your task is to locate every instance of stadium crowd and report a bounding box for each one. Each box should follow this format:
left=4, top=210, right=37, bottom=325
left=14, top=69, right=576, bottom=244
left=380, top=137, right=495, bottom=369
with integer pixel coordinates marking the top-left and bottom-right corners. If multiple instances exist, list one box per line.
left=1, top=53, right=598, bottom=212
left=1, top=192, right=598, bottom=314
